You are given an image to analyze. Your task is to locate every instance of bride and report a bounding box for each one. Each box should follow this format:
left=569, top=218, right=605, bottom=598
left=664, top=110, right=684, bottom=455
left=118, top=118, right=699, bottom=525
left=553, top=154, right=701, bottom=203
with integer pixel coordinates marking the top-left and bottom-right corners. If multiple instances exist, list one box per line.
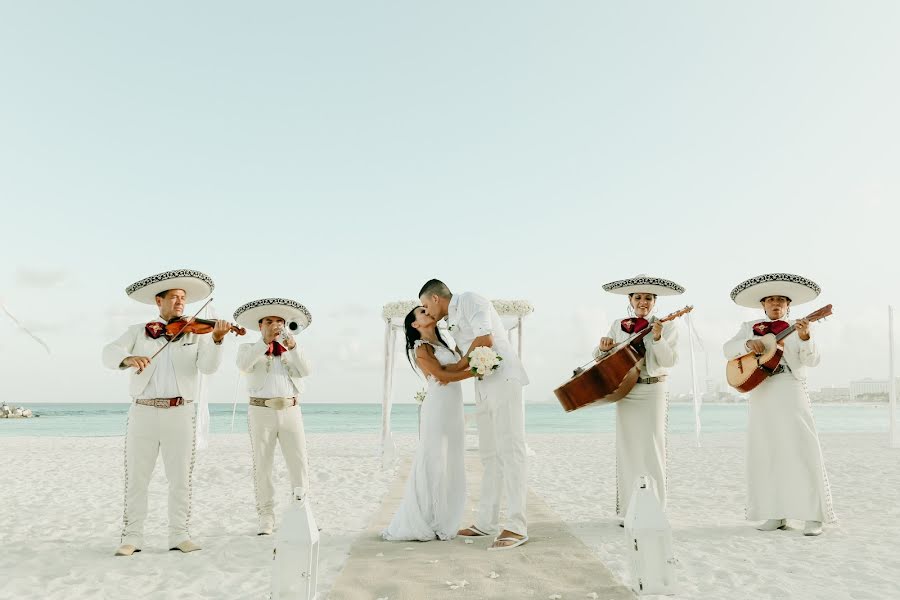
left=382, top=306, right=470, bottom=541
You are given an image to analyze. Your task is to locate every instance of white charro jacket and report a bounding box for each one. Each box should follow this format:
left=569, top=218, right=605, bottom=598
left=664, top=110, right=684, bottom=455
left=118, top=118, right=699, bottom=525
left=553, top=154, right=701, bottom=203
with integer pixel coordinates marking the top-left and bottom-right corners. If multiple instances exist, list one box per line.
left=102, top=323, right=224, bottom=398
left=236, top=339, right=311, bottom=396
left=723, top=319, right=820, bottom=381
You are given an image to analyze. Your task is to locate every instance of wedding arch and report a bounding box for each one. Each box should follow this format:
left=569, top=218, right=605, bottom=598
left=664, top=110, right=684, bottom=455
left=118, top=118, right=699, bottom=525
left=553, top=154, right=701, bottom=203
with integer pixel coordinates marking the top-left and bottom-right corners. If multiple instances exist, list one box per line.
left=379, top=299, right=534, bottom=467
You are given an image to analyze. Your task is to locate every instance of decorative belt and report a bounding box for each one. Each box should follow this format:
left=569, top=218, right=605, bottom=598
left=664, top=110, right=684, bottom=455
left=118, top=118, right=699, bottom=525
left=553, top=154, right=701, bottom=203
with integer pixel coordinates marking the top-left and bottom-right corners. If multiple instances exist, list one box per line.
left=636, top=375, right=667, bottom=385
left=249, top=397, right=297, bottom=409
left=134, top=397, right=191, bottom=408
left=769, top=364, right=792, bottom=376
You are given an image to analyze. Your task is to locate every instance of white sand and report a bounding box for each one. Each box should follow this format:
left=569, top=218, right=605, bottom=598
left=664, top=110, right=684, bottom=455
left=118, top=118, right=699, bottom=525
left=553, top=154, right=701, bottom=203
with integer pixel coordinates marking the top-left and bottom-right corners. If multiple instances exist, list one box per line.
left=0, top=434, right=395, bottom=600
left=330, top=454, right=631, bottom=600
left=2, top=432, right=898, bottom=599
left=527, top=432, right=900, bottom=600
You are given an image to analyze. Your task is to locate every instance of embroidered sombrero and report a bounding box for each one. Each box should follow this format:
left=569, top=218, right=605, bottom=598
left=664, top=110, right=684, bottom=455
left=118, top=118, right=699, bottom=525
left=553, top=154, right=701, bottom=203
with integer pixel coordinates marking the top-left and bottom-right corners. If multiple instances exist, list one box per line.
left=730, top=273, right=820, bottom=308
left=602, top=274, right=685, bottom=296
left=125, top=269, right=215, bottom=305
left=233, top=298, right=312, bottom=332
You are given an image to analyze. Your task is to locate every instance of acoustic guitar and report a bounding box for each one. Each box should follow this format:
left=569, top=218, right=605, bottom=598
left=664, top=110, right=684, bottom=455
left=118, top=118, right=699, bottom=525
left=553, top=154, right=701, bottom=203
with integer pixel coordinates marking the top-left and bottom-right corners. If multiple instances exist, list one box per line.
left=725, top=304, right=833, bottom=393
left=554, top=306, right=694, bottom=412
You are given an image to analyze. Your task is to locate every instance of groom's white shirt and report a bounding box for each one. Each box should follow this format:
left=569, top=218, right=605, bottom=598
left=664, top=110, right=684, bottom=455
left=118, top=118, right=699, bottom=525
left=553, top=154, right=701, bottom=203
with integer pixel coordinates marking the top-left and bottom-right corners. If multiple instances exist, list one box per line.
left=446, top=292, right=529, bottom=386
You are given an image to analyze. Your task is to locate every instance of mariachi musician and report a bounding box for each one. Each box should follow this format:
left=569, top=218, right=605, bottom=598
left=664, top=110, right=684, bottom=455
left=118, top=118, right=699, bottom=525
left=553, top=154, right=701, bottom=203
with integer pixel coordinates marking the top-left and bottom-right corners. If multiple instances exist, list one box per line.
left=593, top=274, right=684, bottom=522
left=102, top=269, right=239, bottom=556
left=723, top=273, right=836, bottom=536
left=233, top=297, right=313, bottom=537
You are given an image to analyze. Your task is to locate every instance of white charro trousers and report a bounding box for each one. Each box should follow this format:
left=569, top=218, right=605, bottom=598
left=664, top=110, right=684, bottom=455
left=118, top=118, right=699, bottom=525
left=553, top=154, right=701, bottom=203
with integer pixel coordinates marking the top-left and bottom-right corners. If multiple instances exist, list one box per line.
left=247, top=405, right=310, bottom=526
left=746, top=373, right=836, bottom=523
left=615, top=382, right=668, bottom=517
left=121, top=403, right=196, bottom=548
left=474, top=377, right=528, bottom=536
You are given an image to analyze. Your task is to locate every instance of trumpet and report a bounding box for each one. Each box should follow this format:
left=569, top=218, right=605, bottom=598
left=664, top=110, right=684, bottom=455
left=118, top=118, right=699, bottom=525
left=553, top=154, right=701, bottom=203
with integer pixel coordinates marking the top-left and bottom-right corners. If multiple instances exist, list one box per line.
left=276, top=322, right=299, bottom=347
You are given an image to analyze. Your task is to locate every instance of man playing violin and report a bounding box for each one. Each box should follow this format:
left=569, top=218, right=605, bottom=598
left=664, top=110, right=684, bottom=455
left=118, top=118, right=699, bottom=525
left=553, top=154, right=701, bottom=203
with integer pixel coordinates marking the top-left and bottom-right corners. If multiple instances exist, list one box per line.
left=102, top=269, right=229, bottom=556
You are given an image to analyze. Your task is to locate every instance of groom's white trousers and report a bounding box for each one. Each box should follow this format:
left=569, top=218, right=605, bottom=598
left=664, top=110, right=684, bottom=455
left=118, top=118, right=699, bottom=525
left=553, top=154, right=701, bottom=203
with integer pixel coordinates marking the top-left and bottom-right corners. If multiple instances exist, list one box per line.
left=474, top=377, right=528, bottom=536
left=121, top=403, right=196, bottom=548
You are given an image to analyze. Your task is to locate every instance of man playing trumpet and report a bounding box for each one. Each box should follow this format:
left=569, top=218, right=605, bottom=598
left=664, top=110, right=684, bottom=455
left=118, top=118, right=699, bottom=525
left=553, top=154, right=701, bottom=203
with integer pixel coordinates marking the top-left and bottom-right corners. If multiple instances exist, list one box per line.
left=234, top=298, right=313, bottom=536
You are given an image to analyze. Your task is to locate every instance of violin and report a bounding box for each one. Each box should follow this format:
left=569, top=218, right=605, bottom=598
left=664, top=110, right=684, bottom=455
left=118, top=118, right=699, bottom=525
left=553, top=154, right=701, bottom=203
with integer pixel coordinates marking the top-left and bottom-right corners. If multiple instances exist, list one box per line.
left=134, top=297, right=243, bottom=375
left=166, top=317, right=246, bottom=337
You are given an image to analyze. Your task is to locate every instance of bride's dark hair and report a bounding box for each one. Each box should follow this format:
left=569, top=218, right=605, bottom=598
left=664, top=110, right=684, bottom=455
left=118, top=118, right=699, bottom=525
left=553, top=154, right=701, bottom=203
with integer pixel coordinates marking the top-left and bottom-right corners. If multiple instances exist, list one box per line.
left=404, top=306, right=449, bottom=373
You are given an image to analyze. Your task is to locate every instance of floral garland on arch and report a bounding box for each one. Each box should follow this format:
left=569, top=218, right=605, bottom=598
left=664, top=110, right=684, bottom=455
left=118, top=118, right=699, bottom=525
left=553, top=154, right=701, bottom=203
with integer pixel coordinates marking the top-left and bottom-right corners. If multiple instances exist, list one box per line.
left=381, top=299, right=534, bottom=321
left=491, top=299, right=534, bottom=317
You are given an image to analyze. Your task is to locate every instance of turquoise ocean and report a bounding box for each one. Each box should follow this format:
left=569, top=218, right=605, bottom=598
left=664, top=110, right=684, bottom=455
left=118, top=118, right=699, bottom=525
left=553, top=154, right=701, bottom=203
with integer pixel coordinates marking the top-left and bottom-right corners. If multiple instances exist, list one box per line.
left=0, top=403, right=892, bottom=438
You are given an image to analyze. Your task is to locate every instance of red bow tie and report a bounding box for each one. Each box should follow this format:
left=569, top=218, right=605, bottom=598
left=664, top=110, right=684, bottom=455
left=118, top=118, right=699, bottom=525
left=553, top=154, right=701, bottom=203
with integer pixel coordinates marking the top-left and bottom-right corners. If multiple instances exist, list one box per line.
left=145, top=322, right=171, bottom=340
left=266, top=341, right=287, bottom=356
left=753, top=320, right=790, bottom=336
left=621, top=318, right=649, bottom=334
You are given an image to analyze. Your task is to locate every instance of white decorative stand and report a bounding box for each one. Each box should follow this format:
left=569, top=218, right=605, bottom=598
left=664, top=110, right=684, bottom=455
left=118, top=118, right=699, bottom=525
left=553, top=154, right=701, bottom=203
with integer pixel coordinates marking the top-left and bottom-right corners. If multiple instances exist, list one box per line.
left=271, top=488, right=320, bottom=600
left=623, top=476, right=676, bottom=596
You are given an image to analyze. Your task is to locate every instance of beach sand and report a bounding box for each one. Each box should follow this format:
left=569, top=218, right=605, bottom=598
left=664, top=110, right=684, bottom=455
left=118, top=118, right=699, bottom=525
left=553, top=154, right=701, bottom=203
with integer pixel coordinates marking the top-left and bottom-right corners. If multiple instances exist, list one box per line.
left=1, top=432, right=898, bottom=599
left=330, top=454, right=631, bottom=600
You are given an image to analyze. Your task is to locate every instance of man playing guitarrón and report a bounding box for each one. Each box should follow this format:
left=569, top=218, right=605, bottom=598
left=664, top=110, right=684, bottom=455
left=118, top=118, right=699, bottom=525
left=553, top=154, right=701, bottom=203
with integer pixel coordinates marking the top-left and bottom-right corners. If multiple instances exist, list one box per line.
left=723, top=273, right=836, bottom=536
left=593, top=274, right=683, bottom=524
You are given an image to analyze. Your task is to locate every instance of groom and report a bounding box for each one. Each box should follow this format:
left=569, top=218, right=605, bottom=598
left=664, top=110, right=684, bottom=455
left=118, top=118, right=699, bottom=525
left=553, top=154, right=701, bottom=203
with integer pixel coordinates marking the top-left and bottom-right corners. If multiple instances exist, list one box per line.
left=419, top=279, right=529, bottom=550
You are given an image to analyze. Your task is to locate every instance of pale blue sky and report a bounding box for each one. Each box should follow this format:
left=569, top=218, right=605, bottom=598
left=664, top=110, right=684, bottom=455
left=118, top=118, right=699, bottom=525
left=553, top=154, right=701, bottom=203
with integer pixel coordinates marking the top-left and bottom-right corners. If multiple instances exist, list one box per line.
left=1, top=2, right=898, bottom=404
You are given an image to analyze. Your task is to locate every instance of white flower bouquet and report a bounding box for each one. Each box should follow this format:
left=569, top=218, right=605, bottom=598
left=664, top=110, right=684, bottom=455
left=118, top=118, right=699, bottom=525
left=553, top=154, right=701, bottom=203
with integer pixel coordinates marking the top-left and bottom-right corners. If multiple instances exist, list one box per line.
left=468, top=346, right=503, bottom=379
left=414, top=389, right=427, bottom=404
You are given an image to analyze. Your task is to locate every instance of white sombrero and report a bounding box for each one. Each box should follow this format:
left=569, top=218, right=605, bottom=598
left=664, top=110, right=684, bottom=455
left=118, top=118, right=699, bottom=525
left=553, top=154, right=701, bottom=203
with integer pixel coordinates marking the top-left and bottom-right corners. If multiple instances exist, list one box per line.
left=233, top=298, right=312, bottom=332
left=125, top=269, right=215, bottom=305
left=730, top=273, right=820, bottom=308
left=603, top=274, right=685, bottom=296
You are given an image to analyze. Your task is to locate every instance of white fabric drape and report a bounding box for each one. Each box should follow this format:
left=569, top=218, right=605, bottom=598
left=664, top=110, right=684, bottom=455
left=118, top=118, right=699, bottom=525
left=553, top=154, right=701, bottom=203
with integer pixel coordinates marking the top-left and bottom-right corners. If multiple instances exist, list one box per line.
left=686, top=313, right=704, bottom=448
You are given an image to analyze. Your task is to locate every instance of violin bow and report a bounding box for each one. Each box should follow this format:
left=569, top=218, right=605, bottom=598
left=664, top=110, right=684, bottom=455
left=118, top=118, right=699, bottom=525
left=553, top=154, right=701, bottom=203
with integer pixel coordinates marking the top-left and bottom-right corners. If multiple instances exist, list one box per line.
left=136, top=297, right=214, bottom=374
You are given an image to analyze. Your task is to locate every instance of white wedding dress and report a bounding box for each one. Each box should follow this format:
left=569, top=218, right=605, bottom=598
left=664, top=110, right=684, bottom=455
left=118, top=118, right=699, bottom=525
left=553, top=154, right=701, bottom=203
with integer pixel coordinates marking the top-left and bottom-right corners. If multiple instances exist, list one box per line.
left=382, top=339, right=466, bottom=541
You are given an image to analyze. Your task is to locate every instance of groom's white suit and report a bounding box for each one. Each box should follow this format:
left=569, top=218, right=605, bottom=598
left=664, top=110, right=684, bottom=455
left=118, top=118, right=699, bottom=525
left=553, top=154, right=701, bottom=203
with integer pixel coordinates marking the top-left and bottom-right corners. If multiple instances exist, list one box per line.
left=447, top=292, right=529, bottom=536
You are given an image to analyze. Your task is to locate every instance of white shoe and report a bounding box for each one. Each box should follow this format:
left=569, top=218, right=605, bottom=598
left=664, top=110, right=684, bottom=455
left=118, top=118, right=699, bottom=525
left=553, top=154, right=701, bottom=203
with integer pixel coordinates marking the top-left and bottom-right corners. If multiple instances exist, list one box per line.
left=756, top=519, right=787, bottom=531
left=169, top=540, right=202, bottom=553
left=114, top=544, right=140, bottom=556
left=803, top=521, right=823, bottom=536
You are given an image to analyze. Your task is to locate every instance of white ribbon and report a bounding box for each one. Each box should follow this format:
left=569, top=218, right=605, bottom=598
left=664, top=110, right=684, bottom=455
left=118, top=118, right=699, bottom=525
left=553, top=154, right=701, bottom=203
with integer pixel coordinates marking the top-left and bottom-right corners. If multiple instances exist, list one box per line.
left=0, top=301, right=51, bottom=354
left=194, top=303, right=214, bottom=451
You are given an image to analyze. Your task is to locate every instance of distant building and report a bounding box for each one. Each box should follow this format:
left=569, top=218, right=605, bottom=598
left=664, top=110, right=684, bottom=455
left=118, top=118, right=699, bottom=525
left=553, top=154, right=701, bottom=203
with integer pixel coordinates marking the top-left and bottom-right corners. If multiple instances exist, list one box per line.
left=811, top=386, right=850, bottom=404
left=849, top=378, right=900, bottom=402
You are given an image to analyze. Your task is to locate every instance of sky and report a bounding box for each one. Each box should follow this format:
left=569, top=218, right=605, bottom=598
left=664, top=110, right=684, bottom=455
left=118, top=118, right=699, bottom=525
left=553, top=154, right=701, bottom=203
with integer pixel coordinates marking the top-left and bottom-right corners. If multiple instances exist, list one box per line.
left=1, top=1, right=899, bottom=406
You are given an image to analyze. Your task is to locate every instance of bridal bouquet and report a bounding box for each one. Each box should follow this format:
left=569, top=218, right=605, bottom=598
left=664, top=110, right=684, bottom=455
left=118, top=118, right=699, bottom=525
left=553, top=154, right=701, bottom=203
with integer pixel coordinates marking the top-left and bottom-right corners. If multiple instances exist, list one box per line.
left=414, top=389, right=427, bottom=404
left=468, top=346, right=503, bottom=379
